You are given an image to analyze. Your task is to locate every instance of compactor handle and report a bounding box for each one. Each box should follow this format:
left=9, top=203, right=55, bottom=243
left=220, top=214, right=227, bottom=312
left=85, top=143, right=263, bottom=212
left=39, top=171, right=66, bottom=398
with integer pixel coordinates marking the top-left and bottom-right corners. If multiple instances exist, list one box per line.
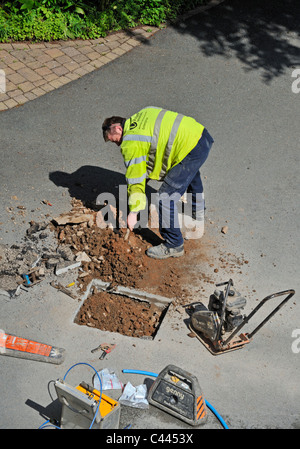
left=247, top=289, right=295, bottom=339
left=222, top=289, right=295, bottom=347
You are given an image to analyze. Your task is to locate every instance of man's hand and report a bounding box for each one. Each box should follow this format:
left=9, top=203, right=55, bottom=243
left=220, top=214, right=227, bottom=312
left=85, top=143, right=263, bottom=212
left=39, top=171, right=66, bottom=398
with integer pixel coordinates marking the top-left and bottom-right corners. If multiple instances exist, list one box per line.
left=127, top=212, right=138, bottom=231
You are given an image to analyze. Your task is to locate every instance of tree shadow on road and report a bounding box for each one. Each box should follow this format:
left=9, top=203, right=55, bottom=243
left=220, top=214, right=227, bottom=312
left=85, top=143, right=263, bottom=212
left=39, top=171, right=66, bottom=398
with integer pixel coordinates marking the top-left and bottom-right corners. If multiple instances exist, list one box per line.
left=173, top=0, right=300, bottom=84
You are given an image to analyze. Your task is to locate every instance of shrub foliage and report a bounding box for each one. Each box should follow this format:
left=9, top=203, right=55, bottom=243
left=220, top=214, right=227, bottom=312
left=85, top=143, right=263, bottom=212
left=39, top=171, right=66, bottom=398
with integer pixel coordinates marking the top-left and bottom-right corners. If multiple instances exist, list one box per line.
left=0, top=0, right=205, bottom=42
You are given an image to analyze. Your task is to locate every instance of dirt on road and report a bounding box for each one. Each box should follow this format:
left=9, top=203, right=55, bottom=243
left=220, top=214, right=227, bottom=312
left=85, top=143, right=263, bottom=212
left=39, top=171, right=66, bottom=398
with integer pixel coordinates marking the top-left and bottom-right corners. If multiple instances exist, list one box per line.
left=1, top=198, right=248, bottom=338
left=51, top=199, right=214, bottom=337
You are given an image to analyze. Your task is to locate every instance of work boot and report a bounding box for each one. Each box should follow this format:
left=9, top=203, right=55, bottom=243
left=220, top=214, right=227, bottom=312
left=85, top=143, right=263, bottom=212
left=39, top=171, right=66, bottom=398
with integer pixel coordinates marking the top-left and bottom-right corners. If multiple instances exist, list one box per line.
left=146, top=243, right=184, bottom=259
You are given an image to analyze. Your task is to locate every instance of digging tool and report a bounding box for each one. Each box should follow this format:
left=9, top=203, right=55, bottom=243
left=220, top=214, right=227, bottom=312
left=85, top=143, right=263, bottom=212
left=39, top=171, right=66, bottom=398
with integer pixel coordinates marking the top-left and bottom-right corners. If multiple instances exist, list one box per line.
left=50, top=281, right=77, bottom=300
left=21, top=267, right=42, bottom=287
left=188, top=279, right=295, bottom=355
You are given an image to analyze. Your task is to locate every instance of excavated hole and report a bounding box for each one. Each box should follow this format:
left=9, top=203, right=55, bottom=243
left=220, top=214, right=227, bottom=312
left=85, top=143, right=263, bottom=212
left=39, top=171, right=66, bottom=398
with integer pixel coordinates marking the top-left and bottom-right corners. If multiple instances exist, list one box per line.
left=74, top=290, right=169, bottom=339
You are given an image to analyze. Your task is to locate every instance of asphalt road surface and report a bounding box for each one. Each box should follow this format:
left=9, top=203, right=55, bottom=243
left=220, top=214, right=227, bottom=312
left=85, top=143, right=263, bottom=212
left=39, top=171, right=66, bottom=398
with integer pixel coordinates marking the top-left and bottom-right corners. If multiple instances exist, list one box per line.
left=0, top=0, right=299, bottom=432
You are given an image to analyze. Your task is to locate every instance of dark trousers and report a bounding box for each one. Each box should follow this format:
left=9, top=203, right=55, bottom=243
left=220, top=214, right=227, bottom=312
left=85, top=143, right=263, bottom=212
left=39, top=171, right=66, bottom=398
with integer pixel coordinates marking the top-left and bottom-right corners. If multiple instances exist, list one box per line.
left=157, top=128, right=214, bottom=247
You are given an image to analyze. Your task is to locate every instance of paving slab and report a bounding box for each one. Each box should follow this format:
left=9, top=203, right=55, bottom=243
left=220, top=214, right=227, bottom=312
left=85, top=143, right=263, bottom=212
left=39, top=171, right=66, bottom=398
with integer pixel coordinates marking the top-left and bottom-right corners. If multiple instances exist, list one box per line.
left=0, top=26, right=161, bottom=111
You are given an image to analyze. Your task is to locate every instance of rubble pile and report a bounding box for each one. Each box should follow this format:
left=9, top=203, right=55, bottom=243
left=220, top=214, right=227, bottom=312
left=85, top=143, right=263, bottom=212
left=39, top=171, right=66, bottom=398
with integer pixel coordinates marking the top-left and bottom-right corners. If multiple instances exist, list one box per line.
left=0, top=220, right=69, bottom=294
left=52, top=199, right=186, bottom=299
left=1, top=195, right=255, bottom=339
left=1, top=198, right=193, bottom=337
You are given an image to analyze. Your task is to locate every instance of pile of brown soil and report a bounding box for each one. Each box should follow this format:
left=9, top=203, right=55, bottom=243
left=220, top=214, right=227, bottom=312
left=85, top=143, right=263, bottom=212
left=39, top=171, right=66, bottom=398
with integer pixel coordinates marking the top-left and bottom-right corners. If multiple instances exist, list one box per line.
left=52, top=200, right=207, bottom=299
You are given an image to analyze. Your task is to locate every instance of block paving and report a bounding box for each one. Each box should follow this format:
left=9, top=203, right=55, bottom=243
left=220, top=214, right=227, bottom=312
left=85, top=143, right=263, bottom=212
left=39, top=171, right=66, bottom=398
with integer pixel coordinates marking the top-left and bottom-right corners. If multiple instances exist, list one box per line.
left=0, top=26, right=160, bottom=111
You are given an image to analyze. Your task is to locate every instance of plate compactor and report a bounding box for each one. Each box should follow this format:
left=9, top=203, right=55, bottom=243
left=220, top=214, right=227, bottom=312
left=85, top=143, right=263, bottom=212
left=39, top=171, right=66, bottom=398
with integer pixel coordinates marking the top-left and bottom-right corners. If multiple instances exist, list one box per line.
left=188, top=279, right=295, bottom=355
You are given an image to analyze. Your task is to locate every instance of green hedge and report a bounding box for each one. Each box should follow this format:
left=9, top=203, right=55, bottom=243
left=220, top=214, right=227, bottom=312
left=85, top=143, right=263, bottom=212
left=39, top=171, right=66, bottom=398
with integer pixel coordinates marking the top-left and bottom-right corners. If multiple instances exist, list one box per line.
left=0, top=0, right=205, bottom=42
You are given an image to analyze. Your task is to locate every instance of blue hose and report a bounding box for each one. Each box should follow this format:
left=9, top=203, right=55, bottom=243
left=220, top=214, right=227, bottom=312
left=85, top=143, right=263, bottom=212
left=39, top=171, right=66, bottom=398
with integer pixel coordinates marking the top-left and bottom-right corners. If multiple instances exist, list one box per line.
left=122, top=369, right=229, bottom=430
left=205, top=400, right=229, bottom=430
left=38, top=421, right=61, bottom=429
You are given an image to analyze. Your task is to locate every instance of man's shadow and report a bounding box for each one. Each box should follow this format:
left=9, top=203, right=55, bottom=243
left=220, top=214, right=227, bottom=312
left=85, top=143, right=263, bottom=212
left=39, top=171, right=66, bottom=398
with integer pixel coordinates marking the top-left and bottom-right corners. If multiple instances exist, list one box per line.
left=49, top=165, right=162, bottom=246
left=50, top=165, right=126, bottom=209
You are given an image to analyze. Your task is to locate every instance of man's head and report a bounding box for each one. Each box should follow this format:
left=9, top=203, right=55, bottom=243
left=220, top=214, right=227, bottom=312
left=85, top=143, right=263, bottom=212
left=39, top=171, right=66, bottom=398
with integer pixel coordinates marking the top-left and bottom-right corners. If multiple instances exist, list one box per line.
left=102, top=116, right=126, bottom=146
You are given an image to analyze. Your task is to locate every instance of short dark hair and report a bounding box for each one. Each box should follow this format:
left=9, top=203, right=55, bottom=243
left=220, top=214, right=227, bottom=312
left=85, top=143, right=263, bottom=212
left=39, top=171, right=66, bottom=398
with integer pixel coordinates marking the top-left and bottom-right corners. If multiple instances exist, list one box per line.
left=102, top=116, right=126, bottom=141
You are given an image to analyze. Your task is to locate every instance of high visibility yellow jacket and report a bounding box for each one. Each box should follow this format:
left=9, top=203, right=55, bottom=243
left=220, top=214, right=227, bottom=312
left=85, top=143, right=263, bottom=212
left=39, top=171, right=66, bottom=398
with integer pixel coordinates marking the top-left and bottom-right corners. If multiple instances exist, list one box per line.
left=121, top=107, right=205, bottom=212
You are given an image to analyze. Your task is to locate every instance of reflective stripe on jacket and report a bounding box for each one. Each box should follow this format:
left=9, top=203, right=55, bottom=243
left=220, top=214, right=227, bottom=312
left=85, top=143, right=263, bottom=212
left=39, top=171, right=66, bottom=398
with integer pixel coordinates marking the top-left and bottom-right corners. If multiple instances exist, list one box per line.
left=121, top=107, right=205, bottom=212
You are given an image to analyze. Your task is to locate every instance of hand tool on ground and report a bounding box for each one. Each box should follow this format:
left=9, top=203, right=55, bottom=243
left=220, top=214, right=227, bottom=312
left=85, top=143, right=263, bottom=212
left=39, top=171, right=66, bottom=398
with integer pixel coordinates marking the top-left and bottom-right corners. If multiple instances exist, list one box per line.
left=91, top=343, right=116, bottom=359
left=50, top=281, right=77, bottom=299
left=188, top=279, right=295, bottom=355
left=21, top=267, right=42, bottom=287
left=66, top=282, right=75, bottom=288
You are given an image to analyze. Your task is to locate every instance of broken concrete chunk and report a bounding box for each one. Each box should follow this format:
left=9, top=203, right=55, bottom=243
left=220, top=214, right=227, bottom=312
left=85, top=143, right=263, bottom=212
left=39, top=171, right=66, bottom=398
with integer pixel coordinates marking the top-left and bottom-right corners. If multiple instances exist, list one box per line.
left=55, top=261, right=81, bottom=276
left=52, top=213, right=95, bottom=226
left=46, top=258, right=59, bottom=269
left=75, top=251, right=91, bottom=263
left=95, top=205, right=126, bottom=229
left=26, top=221, right=48, bottom=237
left=56, top=245, right=74, bottom=261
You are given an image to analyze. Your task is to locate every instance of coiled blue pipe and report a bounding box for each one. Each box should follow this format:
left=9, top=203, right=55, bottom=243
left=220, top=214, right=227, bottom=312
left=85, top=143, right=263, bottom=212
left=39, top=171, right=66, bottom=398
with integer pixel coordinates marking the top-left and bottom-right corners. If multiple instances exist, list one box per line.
left=122, top=369, right=229, bottom=430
